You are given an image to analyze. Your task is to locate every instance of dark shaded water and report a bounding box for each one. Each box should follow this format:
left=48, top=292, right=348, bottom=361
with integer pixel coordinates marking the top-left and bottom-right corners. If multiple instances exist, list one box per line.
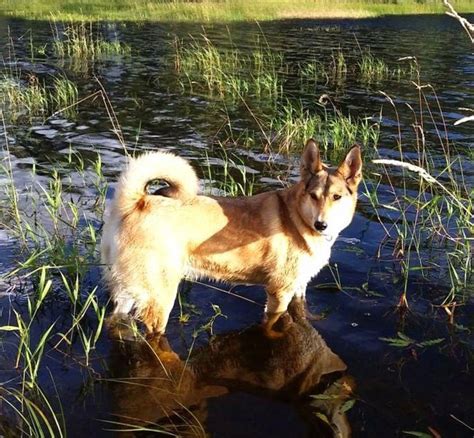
left=0, top=14, right=473, bottom=437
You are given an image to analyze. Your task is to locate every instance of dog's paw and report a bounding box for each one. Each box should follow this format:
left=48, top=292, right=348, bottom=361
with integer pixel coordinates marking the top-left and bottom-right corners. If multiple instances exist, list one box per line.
left=262, top=311, right=293, bottom=339
left=106, top=314, right=140, bottom=341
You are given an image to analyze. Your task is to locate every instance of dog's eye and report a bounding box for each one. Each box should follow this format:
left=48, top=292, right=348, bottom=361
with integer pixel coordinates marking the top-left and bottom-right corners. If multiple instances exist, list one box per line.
left=333, top=194, right=342, bottom=201
left=310, top=193, right=318, bottom=201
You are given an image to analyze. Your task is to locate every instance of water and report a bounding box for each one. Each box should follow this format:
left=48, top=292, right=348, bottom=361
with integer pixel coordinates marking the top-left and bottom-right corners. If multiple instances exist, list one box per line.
left=0, top=14, right=473, bottom=437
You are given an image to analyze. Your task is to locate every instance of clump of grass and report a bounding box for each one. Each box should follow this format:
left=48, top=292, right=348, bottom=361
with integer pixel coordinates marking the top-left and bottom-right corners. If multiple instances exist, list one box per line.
left=329, top=50, right=347, bottom=85
left=358, top=50, right=389, bottom=83
left=174, top=35, right=283, bottom=101
left=52, top=76, right=79, bottom=117
left=202, top=146, right=255, bottom=196
left=364, top=82, right=472, bottom=310
left=0, top=73, right=79, bottom=122
left=270, top=101, right=380, bottom=159
left=52, top=21, right=130, bottom=71
left=358, top=51, right=417, bottom=83
left=0, top=74, right=48, bottom=120
left=0, top=137, right=109, bottom=432
left=299, top=59, right=329, bottom=88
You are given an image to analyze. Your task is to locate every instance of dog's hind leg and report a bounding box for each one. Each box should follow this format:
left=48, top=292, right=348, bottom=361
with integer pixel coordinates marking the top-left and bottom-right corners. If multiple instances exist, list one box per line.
left=139, top=275, right=182, bottom=337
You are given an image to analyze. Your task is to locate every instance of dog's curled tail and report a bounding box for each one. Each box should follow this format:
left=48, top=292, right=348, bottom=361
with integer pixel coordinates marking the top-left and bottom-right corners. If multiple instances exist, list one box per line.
left=115, top=151, right=199, bottom=217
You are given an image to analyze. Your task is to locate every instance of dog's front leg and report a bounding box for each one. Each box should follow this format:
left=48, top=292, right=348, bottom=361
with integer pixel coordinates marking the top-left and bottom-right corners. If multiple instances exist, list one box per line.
left=262, top=290, right=294, bottom=339
left=292, top=286, right=324, bottom=321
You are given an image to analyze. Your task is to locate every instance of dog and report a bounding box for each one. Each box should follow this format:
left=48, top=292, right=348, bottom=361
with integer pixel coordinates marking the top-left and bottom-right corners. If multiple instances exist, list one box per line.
left=101, top=139, right=362, bottom=336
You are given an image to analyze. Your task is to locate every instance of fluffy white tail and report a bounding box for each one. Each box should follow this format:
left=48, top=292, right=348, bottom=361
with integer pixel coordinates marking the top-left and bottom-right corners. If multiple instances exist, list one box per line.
left=114, top=151, right=199, bottom=217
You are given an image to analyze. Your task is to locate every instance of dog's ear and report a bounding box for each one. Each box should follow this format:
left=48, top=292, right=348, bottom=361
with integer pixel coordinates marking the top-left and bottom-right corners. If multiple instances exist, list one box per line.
left=301, top=139, right=323, bottom=182
left=337, top=145, right=362, bottom=188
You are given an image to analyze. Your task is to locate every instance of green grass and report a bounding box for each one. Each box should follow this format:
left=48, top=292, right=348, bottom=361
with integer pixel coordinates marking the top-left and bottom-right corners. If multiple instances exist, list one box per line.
left=363, top=79, right=472, bottom=309
left=358, top=51, right=417, bottom=83
left=358, top=50, right=390, bottom=82
left=1, top=0, right=474, bottom=22
left=52, top=21, right=131, bottom=71
left=175, top=34, right=283, bottom=101
left=269, top=101, right=380, bottom=159
left=0, top=74, right=78, bottom=122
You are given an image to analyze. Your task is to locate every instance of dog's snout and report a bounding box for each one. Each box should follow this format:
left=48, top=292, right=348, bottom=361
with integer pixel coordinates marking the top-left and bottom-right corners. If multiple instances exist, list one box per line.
left=314, top=221, right=328, bottom=232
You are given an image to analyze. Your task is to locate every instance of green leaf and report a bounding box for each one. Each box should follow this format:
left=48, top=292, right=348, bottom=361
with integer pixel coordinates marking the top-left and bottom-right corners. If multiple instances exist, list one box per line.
left=397, top=332, right=414, bottom=342
left=315, top=412, right=330, bottom=425
left=379, top=337, right=412, bottom=347
left=341, top=399, right=356, bottom=413
left=0, top=326, right=19, bottom=331
left=402, top=431, right=432, bottom=438
left=310, top=394, right=338, bottom=400
left=417, top=338, right=444, bottom=348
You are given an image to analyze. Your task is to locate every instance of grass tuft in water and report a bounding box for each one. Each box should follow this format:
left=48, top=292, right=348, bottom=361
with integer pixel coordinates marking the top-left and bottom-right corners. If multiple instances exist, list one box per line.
left=174, top=34, right=283, bottom=101
left=364, top=72, right=473, bottom=309
left=52, top=21, right=130, bottom=71
left=269, top=101, right=380, bottom=159
left=0, top=73, right=79, bottom=122
left=358, top=50, right=390, bottom=83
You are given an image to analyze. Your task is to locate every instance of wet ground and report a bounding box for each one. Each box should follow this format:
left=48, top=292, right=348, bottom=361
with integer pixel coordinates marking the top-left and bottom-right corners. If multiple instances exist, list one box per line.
left=0, top=14, right=473, bottom=437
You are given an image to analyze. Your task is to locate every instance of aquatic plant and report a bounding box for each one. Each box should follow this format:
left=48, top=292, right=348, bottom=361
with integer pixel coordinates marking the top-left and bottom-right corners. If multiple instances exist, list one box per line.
left=358, top=51, right=417, bottom=83
left=174, top=34, right=283, bottom=101
left=269, top=101, right=380, bottom=159
left=202, top=146, right=256, bottom=197
left=363, top=78, right=473, bottom=310
left=358, top=50, right=390, bottom=82
left=0, top=73, right=79, bottom=122
left=52, top=21, right=130, bottom=71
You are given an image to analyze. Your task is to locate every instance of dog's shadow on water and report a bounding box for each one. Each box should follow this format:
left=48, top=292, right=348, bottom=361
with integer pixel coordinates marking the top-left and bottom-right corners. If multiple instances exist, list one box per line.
left=107, top=298, right=354, bottom=437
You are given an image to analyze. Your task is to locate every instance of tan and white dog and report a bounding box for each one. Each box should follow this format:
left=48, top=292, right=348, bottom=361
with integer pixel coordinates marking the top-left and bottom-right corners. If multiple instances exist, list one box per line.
left=101, top=140, right=362, bottom=336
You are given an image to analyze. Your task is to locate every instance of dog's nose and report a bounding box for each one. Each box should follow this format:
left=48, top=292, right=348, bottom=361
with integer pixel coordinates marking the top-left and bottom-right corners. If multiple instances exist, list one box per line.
left=314, top=221, right=328, bottom=231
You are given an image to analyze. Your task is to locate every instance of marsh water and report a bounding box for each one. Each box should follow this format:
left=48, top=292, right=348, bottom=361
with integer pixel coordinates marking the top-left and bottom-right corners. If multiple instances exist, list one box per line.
left=0, top=14, right=473, bottom=437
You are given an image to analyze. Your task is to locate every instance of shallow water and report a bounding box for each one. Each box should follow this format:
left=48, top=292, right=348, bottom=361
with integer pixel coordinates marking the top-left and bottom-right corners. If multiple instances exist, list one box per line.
left=0, top=14, right=473, bottom=437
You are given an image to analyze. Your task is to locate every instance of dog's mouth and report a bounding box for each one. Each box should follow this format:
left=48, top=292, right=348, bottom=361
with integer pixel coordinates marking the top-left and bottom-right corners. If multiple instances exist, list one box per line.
left=316, top=230, right=334, bottom=241
left=321, top=233, right=334, bottom=242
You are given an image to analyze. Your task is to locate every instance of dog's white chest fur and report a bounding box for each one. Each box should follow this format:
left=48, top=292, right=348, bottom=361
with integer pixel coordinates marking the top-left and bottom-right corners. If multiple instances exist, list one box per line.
left=294, top=237, right=334, bottom=297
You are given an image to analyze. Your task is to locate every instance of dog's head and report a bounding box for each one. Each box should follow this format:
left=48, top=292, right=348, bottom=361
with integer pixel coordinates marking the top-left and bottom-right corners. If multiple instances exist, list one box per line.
left=299, top=139, right=362, bottom=238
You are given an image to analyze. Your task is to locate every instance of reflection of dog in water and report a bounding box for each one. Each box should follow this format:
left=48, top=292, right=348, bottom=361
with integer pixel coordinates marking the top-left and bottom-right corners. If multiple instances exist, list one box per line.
left=108, top=298, right=354, bottom=437
left=101, top=140, right=362, bottom=336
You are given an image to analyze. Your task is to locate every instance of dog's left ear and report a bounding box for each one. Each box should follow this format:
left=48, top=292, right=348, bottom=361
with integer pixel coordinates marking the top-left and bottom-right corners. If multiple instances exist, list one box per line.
left=337, top=145, right=362, bottom=188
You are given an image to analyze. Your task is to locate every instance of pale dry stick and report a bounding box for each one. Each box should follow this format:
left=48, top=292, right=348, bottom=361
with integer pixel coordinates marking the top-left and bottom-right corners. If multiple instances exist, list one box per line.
left=93, top=76, right=129, bottom=157
left=443, top=0, right=474, bottom=43
left=46, top=90, right=102, bottom=121
left=454, top=111, right=474, bottom=125
left=190, top=280, right=264, bottom=307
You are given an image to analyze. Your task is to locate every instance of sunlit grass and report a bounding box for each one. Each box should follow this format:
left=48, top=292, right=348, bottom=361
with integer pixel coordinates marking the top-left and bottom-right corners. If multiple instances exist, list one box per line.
left=269, top=101, right=380, bottom=158
left=0, top=73, right=78, bottom=122
left=52, top=21, right=130, bottom=72
left=363, top=69, right=473, bottom=310
left=175, top=35, right=283, bottom=101
left=2, top=0, right=474, bottom=22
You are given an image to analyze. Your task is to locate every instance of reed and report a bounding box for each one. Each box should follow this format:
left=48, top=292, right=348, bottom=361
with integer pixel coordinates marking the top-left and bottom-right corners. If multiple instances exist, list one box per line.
left=0, top=74, right=78, bottom=122
left=175, top=35, right=283, bottom=101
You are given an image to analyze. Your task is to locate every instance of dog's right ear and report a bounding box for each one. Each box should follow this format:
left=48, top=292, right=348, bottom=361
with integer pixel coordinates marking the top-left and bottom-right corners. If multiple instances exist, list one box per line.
left=301, top=139, right=323, bottom=182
